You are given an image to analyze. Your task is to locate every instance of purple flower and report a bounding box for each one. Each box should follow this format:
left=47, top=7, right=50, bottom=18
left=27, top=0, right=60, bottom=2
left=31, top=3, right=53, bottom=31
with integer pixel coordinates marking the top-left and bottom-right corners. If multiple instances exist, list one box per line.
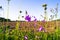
left=33, top=16, right=37, bottom=21
left=24, top=35, right=28, bottom=40
left=34, top=19, right=37, bottom=27
left=25, top=15, right=31, bottom=22
left=34, top=18, right=37, bottom=21
left=32, top=16, right=37, bottom=27
left=42, top=19, right=46, bottom=23
left=34, top=23, right=36, bottom=27
left=38, top=26, right=43, bottom=31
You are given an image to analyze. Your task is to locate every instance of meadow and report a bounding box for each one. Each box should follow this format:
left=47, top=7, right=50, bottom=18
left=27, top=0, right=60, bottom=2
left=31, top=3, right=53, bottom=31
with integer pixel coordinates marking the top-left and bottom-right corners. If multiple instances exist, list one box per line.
left=0, top=20, right=60, bottom=40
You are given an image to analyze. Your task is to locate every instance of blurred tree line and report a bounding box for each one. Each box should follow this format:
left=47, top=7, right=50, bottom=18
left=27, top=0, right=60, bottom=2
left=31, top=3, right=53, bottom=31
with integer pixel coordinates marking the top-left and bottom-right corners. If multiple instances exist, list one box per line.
left=0, top=17, right=11, bottom=22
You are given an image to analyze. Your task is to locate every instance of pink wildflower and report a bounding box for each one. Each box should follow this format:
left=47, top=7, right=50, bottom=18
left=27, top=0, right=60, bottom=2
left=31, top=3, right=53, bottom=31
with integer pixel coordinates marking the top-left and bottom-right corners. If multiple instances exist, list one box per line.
left=24, top=35, right=28, bottom=40
left=38, top=26, right=43, bottom=31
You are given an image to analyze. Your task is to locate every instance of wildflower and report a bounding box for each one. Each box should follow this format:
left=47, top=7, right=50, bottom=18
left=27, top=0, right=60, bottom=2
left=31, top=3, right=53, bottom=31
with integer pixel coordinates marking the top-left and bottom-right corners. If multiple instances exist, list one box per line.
left=33, top=16, right=37, bottom=27
left=34, top=18, right=37, bottom=21
left=25, top=11, right=28, bottom=15
left=35, top=35, right=40, bottom=39
left=34, top=23, right=36, bottom=27
left=35, top=35, right=38, bottom=38
left=42, top=19, right=46, bottom=23
left=24, top=35, right=28, bottom=40
left=22, top=16, right=24, bottom=18
left=33, top=16, right=37, bottom=21
left=20, top=10, right=22, bottom=13
left=42, top=4, right=47, bottom=10
left=42, top=4, right=47, bottom=7
left=55, top=3, right=58, bottom=13
left=50, top=8, right=54, bottom=13
left=0, top=6, right=2, bottom=9
left=38, top=26, right=43, bottom=31
left=50, top=15, right=54, bottom=20
left=25, top=15, right=31, bottom=22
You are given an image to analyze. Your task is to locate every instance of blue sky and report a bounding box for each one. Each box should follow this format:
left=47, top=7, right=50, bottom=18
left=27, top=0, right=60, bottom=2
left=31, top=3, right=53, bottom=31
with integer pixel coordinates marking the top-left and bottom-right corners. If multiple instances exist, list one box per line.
left=0, top=0, right=60, bottom=21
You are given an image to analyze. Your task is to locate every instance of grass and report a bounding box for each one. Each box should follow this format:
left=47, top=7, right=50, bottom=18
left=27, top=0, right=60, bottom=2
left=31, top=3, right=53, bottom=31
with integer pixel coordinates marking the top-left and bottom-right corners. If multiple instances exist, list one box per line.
left=0, top=20, right=60, bottom=40
left=0, top=25, right=60, bottom=40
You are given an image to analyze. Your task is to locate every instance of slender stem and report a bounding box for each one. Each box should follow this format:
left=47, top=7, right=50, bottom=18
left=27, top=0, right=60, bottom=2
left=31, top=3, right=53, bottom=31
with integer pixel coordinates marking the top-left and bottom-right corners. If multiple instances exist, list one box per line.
left=3, top=9, right=4, bottom=27
left=7, top=0, right=10, bottom=26
left=56, top=3, right=58, bottom=40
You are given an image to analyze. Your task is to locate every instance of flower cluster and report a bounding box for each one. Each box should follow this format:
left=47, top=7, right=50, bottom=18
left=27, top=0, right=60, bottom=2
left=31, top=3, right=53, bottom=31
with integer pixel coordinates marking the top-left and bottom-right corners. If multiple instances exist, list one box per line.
left=25, top=15, right=31, bottom=22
